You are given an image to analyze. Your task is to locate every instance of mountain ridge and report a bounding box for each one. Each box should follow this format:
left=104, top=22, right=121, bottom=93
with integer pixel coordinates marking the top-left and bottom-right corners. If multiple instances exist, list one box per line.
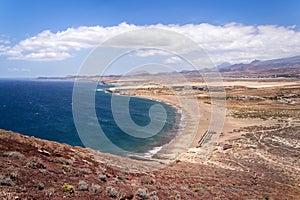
left=218, top=55, right=300, bottom=72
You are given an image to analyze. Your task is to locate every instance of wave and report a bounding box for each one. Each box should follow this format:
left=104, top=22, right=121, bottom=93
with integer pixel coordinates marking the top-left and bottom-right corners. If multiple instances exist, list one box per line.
left=143, top=146, right=163, bottom=158
left=138, top=106, right=186, bottom=159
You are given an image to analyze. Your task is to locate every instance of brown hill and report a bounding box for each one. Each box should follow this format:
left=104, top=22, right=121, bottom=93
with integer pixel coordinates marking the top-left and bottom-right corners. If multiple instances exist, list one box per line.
left=1, top=129, right=300, bottom=199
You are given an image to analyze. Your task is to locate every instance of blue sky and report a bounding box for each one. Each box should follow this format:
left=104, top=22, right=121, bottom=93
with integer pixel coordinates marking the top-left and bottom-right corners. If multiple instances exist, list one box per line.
left=0, top=0, right=300, bottom=77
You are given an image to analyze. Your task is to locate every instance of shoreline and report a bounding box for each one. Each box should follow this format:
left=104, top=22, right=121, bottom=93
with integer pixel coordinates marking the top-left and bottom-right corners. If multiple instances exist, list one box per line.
left=122, top=94, right=186, bottom=160
left=142, top=99, right=186, bottom=159
left=133, top=94, right=203, bottom=161
left=133, top=93, right=276, bottom=162
left=98, top=90, right=186, bottom=160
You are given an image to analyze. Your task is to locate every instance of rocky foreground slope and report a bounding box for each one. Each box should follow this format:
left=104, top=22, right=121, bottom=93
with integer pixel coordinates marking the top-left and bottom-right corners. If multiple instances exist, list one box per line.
left=0, top=127, right=299, bottom=200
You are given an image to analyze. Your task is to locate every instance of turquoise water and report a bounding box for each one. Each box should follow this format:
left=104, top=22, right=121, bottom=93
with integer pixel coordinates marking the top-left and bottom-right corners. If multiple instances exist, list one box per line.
left=0, top=79, right=177, bottom=156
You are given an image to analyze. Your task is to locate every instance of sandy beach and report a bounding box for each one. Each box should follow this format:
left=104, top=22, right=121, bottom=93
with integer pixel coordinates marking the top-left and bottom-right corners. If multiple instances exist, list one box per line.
left=135, top=93, right=274, bottom=162
left=136, top=95, right=203, bottom=160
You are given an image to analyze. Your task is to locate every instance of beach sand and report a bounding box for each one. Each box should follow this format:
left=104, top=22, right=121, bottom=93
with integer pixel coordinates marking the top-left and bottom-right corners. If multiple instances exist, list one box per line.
left=135, top=94, right=273, bottom=162
left=135, top=94, right=213, bottom=160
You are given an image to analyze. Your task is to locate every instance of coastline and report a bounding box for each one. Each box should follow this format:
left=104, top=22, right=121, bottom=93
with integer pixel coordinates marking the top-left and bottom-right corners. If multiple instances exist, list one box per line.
left=122, top=94, right=186, bottom=160
left=141, top=99, right=186, bottom=159
left=135, top=93, right=277, bottom=162
left=1, top=79, right=276, bottom=163
left=133, top=94, right=205, bottom=161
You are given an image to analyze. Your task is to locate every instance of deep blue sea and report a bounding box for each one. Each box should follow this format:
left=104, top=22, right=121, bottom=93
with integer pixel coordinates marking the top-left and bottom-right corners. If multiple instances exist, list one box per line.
left=0, top=79, right=177, bottom=157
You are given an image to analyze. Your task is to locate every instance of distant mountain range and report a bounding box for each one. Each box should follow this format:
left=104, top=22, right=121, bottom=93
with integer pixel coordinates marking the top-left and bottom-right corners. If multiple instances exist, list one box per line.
left=38, top=55, right=300, bottom=80
left=218, top=55, right=300, bottom=73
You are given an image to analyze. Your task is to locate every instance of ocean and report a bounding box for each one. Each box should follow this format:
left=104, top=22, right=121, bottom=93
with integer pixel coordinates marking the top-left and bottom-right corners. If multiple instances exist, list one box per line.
left=0, top=79, right=178, bottom=157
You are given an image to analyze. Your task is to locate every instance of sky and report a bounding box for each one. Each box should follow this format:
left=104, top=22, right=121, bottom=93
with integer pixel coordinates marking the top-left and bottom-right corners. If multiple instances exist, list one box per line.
left=0, top=0, right=300, bottom=77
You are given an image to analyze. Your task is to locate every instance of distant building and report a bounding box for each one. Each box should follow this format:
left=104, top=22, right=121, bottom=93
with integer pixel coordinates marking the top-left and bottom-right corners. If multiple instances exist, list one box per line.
left=192, top=86, right=207, bottom=91
left=172, top=86, right=185, bottom=91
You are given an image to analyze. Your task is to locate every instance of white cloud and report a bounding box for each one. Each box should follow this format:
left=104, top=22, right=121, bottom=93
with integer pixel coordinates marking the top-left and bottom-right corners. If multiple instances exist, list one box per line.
left=8, top=67, right=31, bottom=72
left=130, top=49, right=171, bottom=57
left=1, top=22, right=300, bottom=64
left=0, top=39, right=10, bottom=45
left=163, top=56, right=183, bottom=64
left=8, top=52, right=72, bottom=61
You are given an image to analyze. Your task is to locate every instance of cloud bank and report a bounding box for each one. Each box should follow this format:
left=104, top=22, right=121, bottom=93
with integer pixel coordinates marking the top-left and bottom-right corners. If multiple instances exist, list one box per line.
left=1, top=22, right=300, bottom=64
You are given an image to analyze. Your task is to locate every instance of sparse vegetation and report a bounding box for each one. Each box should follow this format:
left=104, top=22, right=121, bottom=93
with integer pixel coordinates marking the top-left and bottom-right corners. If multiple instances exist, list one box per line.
left=62, top=183, right=75, bottom=194
left=262, top=194, right=269, bottom=200
left=91, top=183, right=101, bottom=194
left=150, top=195, right=159, bottom=200
left=9, top=172, right=19, bottom=181
left=37, top=183, right=44, bottom=190
left=150, top=191, right=159, bottom=200
left=61, top=164, right=71, bottom=172
left=106, top=186, right=118, bottom=198
left=25, top=157, right=45, bottom=169
left=78, top=180, right=89, bottom=191
left=0, top=176, right=15, bottom=186
left=78, top=167, right=92, bottom=174
left=3, top=151, right=24, bottom=158
left=98, top=174, right=106, bottom=182
left=231, top=108, right=300, bottom=120
left=140, top=176, right=155, bottom=185
left=117, top=173, right=124, bottom=180
left=136, top=188, right=148, bottom=199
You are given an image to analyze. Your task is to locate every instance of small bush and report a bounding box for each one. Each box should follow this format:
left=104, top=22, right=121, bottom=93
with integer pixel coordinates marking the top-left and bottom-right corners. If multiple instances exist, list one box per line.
left=78, top=180, right=89, bottom=191
left=25, top=157, right=45, bottom=169
left=48, top=157, right=68, bottom=164
left=61, top=164, right=71, bottom=173
left=3, top=151, right=24, bottom=158
left=262, top=195, right=269, bottom=200
left=106, top=186, right=117, bottom=198
left=117, top=173, right=124, bottom=180
left=150, top=195, right=159, bottom=200
left=62, top=184, right=75, bottom=194
left=39, top=169, right=47, bottom=175
left=0, top=176, right=15, bottom=186
left=98, top=174, right=106, bottom=182
left=37, top=183, right=44, bottom=190
left=79, top=168, right=92, bottom=175
left=140, top=176, right=155, bottom=185
left=150, top=191, right=157, bottom=196
left=9, top=172, right=19, bottom=181
left=136, top=188, right=148, bottom=200
left=150, top=192, right=159, bottom=200
left=91, top=183, right=101, bottom=194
